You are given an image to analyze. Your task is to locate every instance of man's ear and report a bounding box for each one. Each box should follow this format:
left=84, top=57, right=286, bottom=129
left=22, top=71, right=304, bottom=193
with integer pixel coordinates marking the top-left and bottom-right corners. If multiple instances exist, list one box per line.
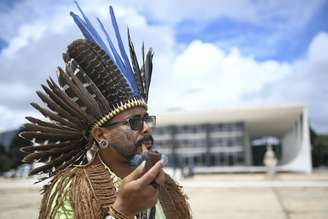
left=91, top=127, right=107, bottom=142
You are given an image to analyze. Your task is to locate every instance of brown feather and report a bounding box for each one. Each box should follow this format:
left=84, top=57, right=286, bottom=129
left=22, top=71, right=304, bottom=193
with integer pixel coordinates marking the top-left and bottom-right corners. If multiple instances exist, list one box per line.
left=41, top=84, right=82, bottom=121
left=20, top=131, right=81, bottom=142
left=36, top=90, right=83, bottom=126
left=65, top=62, right=101, bottom=116
left=28, top=148, right=82, bottom=175
left=25, top=116, right=77, bottom=132
left=144, top=49, right=154, bottom=101
left=46, top=78, right=96, bottom=124
left=20, top=140, right=78, bottom=153
left=29, top=164, right=51, bottom=175
left=70, top=59, right=111, bottom=114
left=53, top=149, right=85, bottom=173
left=65, top=39, right=132, bottom=103
left=24, top=123, right=80, bottom=135
left=57, top=67, right=101, bottom=117
left=22, top=143, right=78, bottom=163
left=45, top=79, right=93, bottom=123
left=128, top=29, right=144, bottom=98
left=30, top=102, right=80, bottom=129
left=48, top=148, right=82, bottom=168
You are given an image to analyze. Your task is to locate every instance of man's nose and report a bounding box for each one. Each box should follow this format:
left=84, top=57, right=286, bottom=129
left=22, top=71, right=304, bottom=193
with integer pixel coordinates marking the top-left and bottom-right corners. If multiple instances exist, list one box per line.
left=141, top=121, right=152, bottom=134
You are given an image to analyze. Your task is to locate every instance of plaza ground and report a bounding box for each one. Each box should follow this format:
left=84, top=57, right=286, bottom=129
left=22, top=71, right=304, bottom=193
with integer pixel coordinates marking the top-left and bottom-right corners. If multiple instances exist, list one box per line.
left=0, top=171, right=328, bottom=219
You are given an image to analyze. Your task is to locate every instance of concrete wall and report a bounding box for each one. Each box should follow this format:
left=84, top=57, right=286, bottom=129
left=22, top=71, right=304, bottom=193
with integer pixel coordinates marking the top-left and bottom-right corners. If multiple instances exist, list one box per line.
left=278, top=108, right=312, bottom=173
left=244, top=133, right=252, bottom=166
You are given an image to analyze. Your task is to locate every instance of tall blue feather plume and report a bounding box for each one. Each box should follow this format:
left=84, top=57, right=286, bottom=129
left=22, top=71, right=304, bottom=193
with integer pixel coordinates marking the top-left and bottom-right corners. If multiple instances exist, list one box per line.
left=109, top=6, right=137, bottom=91
left=70, top=13, right=93, bottom=40
left=96, top=18, right=138, bottom=96
left=96, top=18, right=127, bottom=78
left=71, top=1, right=139, bottom=96
left=73, top=1, right=112, bottom=59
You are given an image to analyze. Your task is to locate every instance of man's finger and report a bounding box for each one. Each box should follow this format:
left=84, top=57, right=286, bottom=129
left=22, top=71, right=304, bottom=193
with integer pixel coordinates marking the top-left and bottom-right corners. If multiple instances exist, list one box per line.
left=138, top=160, right=164, bottom=186
left=155, top=170, right=166, bottom=186
left=124, top=161, right=146, bottom=182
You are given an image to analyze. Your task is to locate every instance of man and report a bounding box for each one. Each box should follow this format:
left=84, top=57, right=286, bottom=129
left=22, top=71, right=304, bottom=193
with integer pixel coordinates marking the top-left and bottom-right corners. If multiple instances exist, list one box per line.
left=20, top=2, right=191, bottom=219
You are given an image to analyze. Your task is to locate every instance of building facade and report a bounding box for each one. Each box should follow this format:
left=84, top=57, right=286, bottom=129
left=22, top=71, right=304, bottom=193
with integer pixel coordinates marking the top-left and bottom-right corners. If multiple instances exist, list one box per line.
left=153, top=105, right=312, bottom=173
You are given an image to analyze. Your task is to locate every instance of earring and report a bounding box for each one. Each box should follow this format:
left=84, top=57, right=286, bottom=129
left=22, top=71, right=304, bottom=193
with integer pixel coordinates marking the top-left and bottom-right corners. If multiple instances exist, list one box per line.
left=99, top=139, right=109, bottom=149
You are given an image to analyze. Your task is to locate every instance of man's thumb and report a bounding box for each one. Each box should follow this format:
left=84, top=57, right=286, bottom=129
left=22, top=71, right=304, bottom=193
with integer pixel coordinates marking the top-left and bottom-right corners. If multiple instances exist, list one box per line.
left=124, top=161, right=146, bottom=182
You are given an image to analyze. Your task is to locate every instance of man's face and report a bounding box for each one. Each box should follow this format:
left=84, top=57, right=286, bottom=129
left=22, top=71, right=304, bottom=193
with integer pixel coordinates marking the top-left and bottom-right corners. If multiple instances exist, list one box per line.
left=101, top=107, right=154, bottom=161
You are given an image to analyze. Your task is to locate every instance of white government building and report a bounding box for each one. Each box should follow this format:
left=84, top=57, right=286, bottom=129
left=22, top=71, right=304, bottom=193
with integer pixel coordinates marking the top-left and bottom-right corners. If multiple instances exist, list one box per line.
left=153, top=105, right=312, bottom=173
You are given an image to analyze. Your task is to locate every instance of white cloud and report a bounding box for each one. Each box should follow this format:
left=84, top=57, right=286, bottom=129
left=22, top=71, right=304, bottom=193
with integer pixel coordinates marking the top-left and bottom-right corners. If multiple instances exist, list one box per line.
left=154, top=0, right=324, bottom=59
left=121, top=0, right=323, bottom=28
left=0, top=0, right=176, bottom=132
left=2, top=22, right=47, bottom=57
left=129, top=0, right=257, bottom=24
left=0, top=105, right=38, bottom=131
left=149, top=32, right=328, bottom=132
left=0, top=0, right=327, bottom=134
left=0, top=82, right=34, bottom=104
left=149, top=40, right=291, bottom=110
left=308, top=32, right=328, bottom=63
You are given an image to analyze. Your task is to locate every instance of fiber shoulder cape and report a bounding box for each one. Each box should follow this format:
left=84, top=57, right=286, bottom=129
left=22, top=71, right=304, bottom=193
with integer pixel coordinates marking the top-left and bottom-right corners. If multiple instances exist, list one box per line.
left=39, top=156, right=192, bottom=219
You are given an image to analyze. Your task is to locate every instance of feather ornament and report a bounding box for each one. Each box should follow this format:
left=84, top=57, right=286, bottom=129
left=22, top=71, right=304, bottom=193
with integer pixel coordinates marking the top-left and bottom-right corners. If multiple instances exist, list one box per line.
left=21, top=2, right=155, bottom=181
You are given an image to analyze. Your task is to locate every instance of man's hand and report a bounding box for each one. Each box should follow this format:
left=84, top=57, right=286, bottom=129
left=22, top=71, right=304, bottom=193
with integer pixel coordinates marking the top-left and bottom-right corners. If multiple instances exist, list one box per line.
left=112, top=160, right=166, bottom=218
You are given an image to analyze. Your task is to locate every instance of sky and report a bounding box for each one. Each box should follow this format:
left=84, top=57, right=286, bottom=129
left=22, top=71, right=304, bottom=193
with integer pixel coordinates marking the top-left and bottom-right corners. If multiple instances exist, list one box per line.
left=0, top=0, right=328, bottom=133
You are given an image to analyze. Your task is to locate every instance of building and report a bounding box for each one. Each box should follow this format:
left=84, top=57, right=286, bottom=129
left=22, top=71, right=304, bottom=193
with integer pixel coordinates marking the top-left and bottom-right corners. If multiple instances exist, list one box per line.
left=152, top=105, right=312, bottom=173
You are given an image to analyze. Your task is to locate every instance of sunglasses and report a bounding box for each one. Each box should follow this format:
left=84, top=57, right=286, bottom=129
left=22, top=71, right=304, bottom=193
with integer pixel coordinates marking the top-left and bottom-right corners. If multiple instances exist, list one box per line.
left=106, top=115, right=156, bottom=131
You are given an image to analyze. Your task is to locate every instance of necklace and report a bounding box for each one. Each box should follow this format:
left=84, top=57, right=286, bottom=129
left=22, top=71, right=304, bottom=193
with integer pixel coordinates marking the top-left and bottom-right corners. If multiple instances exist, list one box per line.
left=98, top=153, right=123, bottom=190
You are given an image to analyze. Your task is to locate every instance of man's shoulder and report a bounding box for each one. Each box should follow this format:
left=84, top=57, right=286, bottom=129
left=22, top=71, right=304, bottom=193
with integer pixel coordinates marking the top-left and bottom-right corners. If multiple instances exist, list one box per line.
left=42, top=159, right=99, bottom=194
left=50, top=157, right=115, bottom=201
left=53, top=164, right=87, bottom=181
left=39, top=159, right=109, bottom=219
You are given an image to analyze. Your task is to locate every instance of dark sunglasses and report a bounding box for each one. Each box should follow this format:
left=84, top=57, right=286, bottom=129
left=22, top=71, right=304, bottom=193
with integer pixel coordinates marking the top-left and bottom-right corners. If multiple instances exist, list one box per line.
left=106, top=115, right=156, bottom=131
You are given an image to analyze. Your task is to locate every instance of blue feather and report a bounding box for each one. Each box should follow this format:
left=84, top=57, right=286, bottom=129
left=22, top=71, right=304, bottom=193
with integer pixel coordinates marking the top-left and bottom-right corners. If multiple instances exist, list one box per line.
left=71, top=1, right=139, bottom=96
left=73, top=1, right=110, bottom=56
left=96, top=18, right=126, bottom=75
left=70, top=12, right=112, bottom=60
left=97, top=18, right=139, bottom=96
left=70, top=12, right=94, bottom=41
left=97, top=17, right=138, bottom=96
left=109, top=6, right=137, bottom=92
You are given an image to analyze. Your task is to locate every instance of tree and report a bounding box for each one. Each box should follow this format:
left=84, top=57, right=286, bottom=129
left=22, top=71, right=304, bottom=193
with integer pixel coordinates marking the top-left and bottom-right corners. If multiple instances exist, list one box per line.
left=0, top=144, right=12, bottom=172
left=7, top=127, right=32, bottom=169
left=311, top=129, right=328, bottom=167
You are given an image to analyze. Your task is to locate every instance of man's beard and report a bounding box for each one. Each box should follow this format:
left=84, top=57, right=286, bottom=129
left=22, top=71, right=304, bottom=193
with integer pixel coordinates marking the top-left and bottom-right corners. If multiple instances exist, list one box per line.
left=129, top=134, right=168, bottom=167
left=110, top=133, right=154, bottom=165
left=129, top=134, right=154, bottom=166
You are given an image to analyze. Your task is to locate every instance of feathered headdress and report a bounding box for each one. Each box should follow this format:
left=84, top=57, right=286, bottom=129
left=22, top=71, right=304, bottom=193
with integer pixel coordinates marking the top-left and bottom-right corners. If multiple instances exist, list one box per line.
left=20, top=1, right=154, bottom=179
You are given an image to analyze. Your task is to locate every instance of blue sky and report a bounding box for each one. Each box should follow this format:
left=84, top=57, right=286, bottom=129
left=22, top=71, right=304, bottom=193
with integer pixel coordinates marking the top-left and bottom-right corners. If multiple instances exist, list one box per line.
left=174, top=1, right=328, bottom=61
left=0, top=0, right=328, bottom=133
left=1, top=0, right=327, bottom=61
